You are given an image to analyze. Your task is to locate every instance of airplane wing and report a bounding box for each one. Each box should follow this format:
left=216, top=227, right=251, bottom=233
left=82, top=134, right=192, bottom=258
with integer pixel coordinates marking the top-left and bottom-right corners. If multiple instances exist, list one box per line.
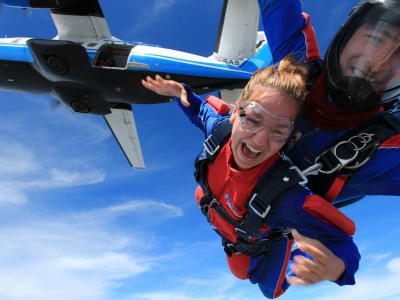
left=49, top=0, right=145, bottom=168
left=104, top=105, right=145, bottom=169
left=213, top=0, right=260, bottom=63
left=50, top=0, right=112, bottom=41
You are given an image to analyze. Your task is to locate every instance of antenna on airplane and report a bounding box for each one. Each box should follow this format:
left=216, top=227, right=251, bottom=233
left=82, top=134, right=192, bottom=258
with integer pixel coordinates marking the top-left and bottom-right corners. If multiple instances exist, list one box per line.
left=21, top=7, right=32, bottom=17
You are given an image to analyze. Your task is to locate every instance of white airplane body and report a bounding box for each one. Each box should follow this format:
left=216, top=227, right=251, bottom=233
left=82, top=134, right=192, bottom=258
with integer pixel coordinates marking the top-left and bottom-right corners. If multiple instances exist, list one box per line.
left=1, top=0, right=272, bottom=168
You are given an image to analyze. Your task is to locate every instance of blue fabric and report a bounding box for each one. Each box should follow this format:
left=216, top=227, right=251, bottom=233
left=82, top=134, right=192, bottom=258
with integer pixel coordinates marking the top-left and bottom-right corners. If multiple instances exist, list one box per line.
left=248, top=187, right=359, bottom=298
left=258, top=0, right=400, bottom=203
left=258, top=0, right=309, bottom=63
left=174, top=84, right=230, bottom=138
left=176, top=85, right=360, bottom=298
left=289, top=116, right=400, bottom=203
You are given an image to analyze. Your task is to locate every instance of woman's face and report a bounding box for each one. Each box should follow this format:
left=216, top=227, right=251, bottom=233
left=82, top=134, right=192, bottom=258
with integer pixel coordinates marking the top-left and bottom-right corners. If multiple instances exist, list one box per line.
left=229, top=87, right=298, bottom=170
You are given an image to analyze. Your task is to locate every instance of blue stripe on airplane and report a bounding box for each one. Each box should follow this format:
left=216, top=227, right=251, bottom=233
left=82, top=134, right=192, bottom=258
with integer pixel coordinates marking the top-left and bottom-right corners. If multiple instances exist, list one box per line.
left=129, top=53, right=255, bottom=79
left=0, top=42, right=269, bottom=80
left=0, top=43, right=34, bottom=62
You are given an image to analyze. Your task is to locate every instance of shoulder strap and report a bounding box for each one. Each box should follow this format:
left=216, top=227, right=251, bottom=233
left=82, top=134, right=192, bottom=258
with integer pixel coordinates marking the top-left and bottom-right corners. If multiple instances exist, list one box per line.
left=202, top=118, right=232, bottom=160
left=215, top=158, right=305, bottom=257
left=194, top=118, right=232, bottom=216
left=243, top=158, right=307, bottom=238
left=194, top=118, right=232, bottom=183
left=305, top=59, right=324, bottom=89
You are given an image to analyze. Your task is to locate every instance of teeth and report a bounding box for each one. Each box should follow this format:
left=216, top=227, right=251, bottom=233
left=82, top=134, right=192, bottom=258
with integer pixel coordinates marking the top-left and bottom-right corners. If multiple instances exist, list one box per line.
left=246, top=144, right=261, bottom=154
left=353, top=68, right=376, bottom=82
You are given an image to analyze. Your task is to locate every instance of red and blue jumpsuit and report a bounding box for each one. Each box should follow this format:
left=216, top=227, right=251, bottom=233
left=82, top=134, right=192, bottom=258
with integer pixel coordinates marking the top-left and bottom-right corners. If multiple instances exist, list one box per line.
left=175, top=86, right=360, bottom=298
left=258, top=0, right=400, bottom=204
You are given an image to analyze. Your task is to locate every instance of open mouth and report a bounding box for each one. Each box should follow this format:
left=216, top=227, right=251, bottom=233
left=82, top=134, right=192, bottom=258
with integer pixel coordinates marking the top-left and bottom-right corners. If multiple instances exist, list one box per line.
left=241, top=143, right=262, bottom=159
left=351, top=67, right=377, bottom=82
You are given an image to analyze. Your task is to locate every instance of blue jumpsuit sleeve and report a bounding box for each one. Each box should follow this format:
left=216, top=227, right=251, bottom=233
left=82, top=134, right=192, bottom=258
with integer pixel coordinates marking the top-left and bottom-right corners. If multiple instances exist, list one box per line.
left=248, top=187, right=360, bottom=298
left=173, top=83, right=204, bottom=127
left=336, top=145, right=400, bottom=201
left=258, top=0, right=320, bottom=63
left=174, top=84, right=231, bottom=137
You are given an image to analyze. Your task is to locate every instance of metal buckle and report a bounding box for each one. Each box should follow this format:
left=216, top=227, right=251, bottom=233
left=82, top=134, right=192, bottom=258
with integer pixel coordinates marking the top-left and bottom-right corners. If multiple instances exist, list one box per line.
left=235, top=228, right=252, bottom=242
left=332, top=140, right=359, bottom=166
left=314, top=132, right=375, bottom=174
left=315, top=141, right=358, bottom=174
left=348, top=133, right=374, bottom=151
left=248, top=194, right=270, bottom=219
left=289, top=165, right=308, bottom=185
left=203, top=135, right=220, bottom=156
left=301, top=163, right=322, bottom=176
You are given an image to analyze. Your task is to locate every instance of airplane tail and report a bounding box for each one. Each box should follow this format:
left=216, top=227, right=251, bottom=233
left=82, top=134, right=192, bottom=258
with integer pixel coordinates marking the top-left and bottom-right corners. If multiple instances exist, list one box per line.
left=213, top=0, right=259, bottom=64
left=214, top=0, right=273, bottom=104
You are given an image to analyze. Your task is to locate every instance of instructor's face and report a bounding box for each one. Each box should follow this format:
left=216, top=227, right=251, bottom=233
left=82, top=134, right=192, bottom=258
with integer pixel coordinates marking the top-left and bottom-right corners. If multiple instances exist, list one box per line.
left=340, top=23, right=400, bottom=93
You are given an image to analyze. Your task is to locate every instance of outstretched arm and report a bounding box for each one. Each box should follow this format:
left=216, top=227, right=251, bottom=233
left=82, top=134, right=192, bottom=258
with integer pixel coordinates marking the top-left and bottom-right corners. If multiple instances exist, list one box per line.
left=142, top=75, right=229, bottom=133
left=142, top=74, right=190, bottom=107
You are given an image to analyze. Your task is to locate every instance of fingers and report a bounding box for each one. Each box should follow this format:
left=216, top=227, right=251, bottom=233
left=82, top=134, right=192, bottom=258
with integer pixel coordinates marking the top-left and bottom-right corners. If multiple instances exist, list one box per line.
left=179, top=89, right=189, bottom=107
left=293, top=254, right=323, bottom=275
left=141, top=75, right=189, bottom=106
left=287, top=275, right=308, bottom=286
left=292, top=229, right=328, bottom=265
left=142, top=75, right=163, bottom=93
left=289, top=255, right=322, bottom=285
left=290, top=228, right=346, bottom=283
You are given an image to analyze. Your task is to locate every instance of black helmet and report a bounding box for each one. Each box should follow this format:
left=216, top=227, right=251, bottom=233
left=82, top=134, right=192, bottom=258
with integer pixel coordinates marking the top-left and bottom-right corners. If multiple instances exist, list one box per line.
left=325, top=0, right=400, bottom=110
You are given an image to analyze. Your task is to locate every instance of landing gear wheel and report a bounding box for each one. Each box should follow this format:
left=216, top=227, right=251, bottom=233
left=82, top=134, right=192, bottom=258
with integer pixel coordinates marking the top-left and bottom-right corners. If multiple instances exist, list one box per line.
left=71, top=101, right=90, bottom=113
left=47, top=55, right=68, bottom=75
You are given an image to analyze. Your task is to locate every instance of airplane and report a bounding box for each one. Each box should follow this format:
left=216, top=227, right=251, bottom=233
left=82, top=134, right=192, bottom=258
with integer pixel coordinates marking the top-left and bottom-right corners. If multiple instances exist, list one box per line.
left=0, top=0, right=272, bottom=168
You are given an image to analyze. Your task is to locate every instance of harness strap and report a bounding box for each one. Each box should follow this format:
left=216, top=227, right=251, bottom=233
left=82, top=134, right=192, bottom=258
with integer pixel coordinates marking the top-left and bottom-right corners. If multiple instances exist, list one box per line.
left=198, top=158, right=306, bottom=257
left=203, top=119, right=233, bottom=160
left=220, top=228, right=293, bottom=258
left=324, top=175, right=347, bottom=202
left=194, top=117, right=306, bottom=258
left=244, top=160, right=307, bottom=238
left=307, top=108, right=400, bottom=204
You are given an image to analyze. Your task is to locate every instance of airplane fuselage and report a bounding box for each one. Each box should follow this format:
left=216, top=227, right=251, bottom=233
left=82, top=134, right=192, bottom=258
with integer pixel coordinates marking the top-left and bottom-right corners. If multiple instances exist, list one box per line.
left=0, top=37, right=256, bottom=115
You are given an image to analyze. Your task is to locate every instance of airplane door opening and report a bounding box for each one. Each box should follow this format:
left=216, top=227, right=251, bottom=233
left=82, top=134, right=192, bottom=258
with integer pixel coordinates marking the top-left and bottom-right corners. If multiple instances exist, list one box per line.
left=94, top=44, right=134, bottom=69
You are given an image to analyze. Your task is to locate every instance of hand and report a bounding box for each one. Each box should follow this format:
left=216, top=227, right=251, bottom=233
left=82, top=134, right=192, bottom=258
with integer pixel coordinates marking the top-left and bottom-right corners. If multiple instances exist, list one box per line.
left=142, top=74, right=190, bottom=107
left=287, top=229, right=345, bottom=285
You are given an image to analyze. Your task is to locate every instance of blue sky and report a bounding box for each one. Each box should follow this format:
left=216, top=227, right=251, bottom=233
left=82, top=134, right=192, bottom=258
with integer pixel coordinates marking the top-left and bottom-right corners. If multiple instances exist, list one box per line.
left=1, top=0, right=400, bottom=299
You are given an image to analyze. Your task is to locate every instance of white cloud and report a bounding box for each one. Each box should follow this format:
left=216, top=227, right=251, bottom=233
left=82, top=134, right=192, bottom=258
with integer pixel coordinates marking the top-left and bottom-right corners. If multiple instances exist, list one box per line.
left=154, top=0, right=176, bottom=14
left=0, top=141, right=39, bottom=176
left=0, top=203, right=172, bottom=300
left=128, top=0, right=177, bottom=35
left=309, top=256, right=400, bottom=300
left=0, top=184, right=28, bottom=204
left=129, top=272, right=257, bottom=300
left=0, top=166, right=106, bottom=206
left=21, top=168, right=106, bottom=189
left=0, top=135, right=106, bottom=206
left=106, top=199, right=183, bottom=217
left=365, top=252, right=392, bottom=266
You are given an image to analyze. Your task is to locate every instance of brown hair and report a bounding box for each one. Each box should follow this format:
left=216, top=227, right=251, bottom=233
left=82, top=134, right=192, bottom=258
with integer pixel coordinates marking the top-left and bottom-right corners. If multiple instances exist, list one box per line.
left=238, top=54, right=308, bottom=108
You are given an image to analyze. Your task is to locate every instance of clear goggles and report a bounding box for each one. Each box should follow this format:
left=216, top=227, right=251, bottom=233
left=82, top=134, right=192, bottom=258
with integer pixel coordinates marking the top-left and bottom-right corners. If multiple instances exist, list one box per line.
left=237, top=101, right=294, bottom=142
